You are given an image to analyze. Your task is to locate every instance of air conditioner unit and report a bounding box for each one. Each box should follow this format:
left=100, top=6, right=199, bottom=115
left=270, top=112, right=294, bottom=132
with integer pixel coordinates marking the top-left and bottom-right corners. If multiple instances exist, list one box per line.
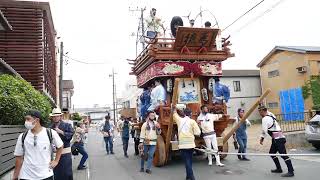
left=297, top=66, right=307, bottom=73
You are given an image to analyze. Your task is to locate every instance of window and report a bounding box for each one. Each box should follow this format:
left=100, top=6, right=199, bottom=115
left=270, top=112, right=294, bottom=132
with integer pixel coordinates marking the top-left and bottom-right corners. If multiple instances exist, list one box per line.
left=268, top=102, right=279, bottom=108
left=62, top=97, right=68, bottom=109
left=233, top=81, right=241, bottom=92
left=268, top=70, right=279, bottom=78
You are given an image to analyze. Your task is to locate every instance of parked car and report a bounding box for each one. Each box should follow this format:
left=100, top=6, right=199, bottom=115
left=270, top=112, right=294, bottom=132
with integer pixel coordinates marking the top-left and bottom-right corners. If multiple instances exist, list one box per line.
left=305, top=114, right=320, bottom=149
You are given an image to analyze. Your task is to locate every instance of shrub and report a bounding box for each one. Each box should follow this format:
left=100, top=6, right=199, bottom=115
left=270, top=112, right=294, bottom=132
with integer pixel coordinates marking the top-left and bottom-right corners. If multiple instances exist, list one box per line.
left=0, top=74, right=52, bottom=125
left=302, top=75, right=320, bottom=110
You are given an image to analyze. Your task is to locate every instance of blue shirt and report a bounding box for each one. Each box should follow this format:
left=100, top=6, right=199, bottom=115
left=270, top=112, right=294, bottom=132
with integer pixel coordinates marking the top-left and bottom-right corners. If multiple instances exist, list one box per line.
left=140, top=89, right=151, bottom=119
left=50, top=121, right=74, bottom=148
left=235, top=117, right=250, bottom=139
left=213, top=82, right=230, bottom=103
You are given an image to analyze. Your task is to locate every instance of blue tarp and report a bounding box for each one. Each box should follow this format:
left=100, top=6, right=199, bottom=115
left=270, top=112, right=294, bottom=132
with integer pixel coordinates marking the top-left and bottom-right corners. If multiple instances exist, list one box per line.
left=279, top=88, right=304, bottom=121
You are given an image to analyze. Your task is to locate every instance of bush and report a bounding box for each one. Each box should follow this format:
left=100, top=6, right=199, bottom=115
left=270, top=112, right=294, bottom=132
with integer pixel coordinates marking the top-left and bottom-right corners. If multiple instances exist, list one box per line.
left=72, top=112, right=83, bottom=121
left=0, top=74, right=52, bottom=125
left=302, top=75, right=320, bottom=110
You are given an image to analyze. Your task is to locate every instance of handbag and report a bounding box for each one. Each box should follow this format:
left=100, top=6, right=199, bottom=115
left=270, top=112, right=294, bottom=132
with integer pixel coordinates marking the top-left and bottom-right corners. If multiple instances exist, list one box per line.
left=71, top=143, right=79, bottom=156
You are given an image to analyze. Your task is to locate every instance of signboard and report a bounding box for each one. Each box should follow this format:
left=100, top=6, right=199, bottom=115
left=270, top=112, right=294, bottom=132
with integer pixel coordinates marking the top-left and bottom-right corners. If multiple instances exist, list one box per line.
left=173, top=27, right=220, bottom=50
left=137, top=61, right=222, bottom=87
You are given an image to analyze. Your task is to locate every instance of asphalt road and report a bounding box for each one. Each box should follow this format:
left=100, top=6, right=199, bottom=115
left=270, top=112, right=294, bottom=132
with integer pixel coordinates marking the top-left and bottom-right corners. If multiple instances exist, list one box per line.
left=83, top=128, right=320, bottom=180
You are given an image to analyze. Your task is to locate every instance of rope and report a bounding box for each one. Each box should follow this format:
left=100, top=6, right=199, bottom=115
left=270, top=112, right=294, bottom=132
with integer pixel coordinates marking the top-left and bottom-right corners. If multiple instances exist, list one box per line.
left=194, top=148, right=320, bottom=157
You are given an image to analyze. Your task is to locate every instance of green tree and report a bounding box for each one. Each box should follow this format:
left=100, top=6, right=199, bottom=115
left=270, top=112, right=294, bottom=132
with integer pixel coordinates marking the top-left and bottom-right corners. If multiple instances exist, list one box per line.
left=0, top=74, right=52, bottom=125
left=302, top=75, right=320, bottom=110
left=72, top=112, right=83, bottom=121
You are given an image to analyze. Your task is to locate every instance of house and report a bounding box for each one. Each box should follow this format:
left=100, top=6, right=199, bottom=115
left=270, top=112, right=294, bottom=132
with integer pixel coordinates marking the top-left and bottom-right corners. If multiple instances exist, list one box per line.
left=62, top=80, right=74, bottom=112
left=257, top=46, right=320, bottom=116
left=120, top=77, right=142, bottom=118
left=220, top=70, right=262, bottom=120
left=0, top=1, right=58, bottom=104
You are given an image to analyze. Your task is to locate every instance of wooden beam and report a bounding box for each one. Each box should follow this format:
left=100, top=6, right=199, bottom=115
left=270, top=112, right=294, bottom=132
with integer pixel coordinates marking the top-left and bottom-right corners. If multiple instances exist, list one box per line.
left=223, top=89, right=271, bottom=144
left=165, top=78, right=180, bottom=163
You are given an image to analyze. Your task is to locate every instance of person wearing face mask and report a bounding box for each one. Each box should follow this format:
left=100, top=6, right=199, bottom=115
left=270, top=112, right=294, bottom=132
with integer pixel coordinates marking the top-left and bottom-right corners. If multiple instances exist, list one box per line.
left=12, top=110, right=64, bottom=180
left=49, top=108, right=74, bottom=179
left=197, top=105, right=224, bottom=167
left=139, top=111, right=161, bottom=174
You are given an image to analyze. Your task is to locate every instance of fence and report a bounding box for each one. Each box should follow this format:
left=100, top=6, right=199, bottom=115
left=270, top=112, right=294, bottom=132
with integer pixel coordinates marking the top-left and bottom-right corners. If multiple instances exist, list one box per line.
left=0, top=125, right=25, bottom=176
left=275, top=111, right=315, bottom=132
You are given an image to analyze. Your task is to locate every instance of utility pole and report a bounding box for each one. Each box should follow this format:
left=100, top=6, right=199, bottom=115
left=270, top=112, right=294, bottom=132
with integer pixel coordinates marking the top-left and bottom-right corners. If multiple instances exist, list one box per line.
left=140, top=7, right=146, bottom=50
left=110, top=68, right=117, bottom=127
left=59, top=41, right=63, bottom=109
left=129, top=7, right=146, bottom=55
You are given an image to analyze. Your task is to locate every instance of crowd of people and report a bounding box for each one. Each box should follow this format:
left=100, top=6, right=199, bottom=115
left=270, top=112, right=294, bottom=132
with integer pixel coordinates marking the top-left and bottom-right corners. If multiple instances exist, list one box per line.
left=12, top=108, right=89, bottom=180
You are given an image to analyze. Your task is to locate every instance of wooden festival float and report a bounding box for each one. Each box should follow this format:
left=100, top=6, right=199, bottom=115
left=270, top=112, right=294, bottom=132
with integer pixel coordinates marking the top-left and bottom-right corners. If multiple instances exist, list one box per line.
left=129, top=24, right=235, bottom=166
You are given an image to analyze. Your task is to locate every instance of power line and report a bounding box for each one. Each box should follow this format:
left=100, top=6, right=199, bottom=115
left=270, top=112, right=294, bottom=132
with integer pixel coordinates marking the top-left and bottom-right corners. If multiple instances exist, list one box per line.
left=233, top=0, right=286, bottom=34
left=222, top=0, right=265, bottom=31
left=63, top=55, right=110, bottom=65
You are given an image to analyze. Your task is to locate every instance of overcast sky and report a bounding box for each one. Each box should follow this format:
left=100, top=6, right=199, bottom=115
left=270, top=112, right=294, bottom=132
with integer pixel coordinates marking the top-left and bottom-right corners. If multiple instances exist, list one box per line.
left=24, top=0, right=320, bottom=108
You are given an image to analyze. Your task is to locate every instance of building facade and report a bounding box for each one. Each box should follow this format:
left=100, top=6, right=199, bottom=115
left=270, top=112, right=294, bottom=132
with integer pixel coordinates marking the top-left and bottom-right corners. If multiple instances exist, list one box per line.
left=220, top=70, right=262, bottom=120
left=0, top=1, right=57, bottom=104
left=257, top=46, right=320, bottom=115
left=62, top=80, right=74, bottom=112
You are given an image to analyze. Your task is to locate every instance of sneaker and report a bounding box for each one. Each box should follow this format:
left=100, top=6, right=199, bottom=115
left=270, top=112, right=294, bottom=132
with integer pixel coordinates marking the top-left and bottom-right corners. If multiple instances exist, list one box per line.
left=140, top=168, right=144, bottom=172
left=271, top=169, right=283, bottom=173
left=146, top=169, right=152, bottom=174
left=216, top=163, right=224, bottom=167
left=241, top=157, right=250, bottom=161
left=77, top=166, right=87, bottom=170
left=208, top=161, right=212, bottom=166
left=111, top=152, right=115, bottom=154
left=281, top=172, right=294, bottom=177
left=237, top=155, right=242, bottom=160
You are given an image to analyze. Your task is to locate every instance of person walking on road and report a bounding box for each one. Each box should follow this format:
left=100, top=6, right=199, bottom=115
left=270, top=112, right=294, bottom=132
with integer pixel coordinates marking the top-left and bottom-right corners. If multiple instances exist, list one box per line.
left=197, top=105, right=224, bottom=166
left=258, top=105, right=295, bottom=177
left=100, top=115, right=115, bottom=154
left=50, top=108, right=74, bottom=179
left=74, top=123, right=89, bottom=170
left=119, top=117, right=132, bottom=158
left=132, top=118, right=141, bottom=156
left=233, top=108, right=251, bottom=161
left=173, top=107, right=201, bottom=180
left=139, top=111, right=161, bottom=174
left=12, top=110, right=64, bottom=180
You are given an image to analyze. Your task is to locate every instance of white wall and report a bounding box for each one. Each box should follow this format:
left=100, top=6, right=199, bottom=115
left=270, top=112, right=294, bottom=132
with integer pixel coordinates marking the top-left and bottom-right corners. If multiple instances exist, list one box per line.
left=220, top=76, right=262, bottom=120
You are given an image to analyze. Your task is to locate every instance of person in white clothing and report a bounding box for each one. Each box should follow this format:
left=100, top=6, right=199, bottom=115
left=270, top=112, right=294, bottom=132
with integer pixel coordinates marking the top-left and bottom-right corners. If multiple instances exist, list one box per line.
left=13, top=110, right=64, bottom=180
left=197, top=105, right=224, bottom=166
left=258, top=105, right=294, bottom=177
left=148, top=79, right=166, bottom=111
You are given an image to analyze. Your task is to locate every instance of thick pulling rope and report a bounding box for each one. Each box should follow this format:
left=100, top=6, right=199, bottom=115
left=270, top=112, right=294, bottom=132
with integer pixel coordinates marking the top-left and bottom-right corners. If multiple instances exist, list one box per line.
left=194, top=148, right=320, bottom=157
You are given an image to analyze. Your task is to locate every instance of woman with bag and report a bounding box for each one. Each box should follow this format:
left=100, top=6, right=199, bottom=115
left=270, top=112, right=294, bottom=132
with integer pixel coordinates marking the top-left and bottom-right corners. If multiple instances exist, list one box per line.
left=73, top=123, right=88, bottom=170
left=139, top=111, right=161, bottom=174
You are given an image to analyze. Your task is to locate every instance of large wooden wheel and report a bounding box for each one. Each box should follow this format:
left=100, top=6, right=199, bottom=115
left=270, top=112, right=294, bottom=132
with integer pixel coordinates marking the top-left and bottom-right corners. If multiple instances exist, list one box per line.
left=153, top=135, right=166, bottom=167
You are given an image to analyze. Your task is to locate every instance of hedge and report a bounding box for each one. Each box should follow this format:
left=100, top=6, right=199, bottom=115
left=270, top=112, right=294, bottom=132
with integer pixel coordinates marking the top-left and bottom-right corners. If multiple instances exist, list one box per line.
left=0, top=74, right=52, bottom=125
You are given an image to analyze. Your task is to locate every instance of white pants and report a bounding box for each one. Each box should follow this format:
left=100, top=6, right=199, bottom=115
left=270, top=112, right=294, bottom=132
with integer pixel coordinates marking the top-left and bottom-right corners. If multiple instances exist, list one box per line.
left=204, top=134, right=222, bottom=165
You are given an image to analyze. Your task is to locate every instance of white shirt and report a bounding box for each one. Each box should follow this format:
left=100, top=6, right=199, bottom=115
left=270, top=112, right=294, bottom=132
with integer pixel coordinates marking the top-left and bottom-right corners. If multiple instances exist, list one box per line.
left=261, top=114, right=282, bottom=139
left=197, top=113, right=222, bottom=134
left=148, top=84, right=166, bottom=111
left=14, top=128, right=63, bottom=180
left=233, top=116, right=251, bottom=126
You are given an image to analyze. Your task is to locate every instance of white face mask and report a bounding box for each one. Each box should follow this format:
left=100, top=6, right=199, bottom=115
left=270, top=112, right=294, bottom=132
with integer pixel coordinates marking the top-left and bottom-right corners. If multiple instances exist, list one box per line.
left=25, top=121, right=35, bottom=130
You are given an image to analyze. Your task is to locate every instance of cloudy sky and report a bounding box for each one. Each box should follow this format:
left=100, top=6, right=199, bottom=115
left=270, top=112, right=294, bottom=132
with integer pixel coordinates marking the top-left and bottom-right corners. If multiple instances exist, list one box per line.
left=26, top=0, right=320, bottom=108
